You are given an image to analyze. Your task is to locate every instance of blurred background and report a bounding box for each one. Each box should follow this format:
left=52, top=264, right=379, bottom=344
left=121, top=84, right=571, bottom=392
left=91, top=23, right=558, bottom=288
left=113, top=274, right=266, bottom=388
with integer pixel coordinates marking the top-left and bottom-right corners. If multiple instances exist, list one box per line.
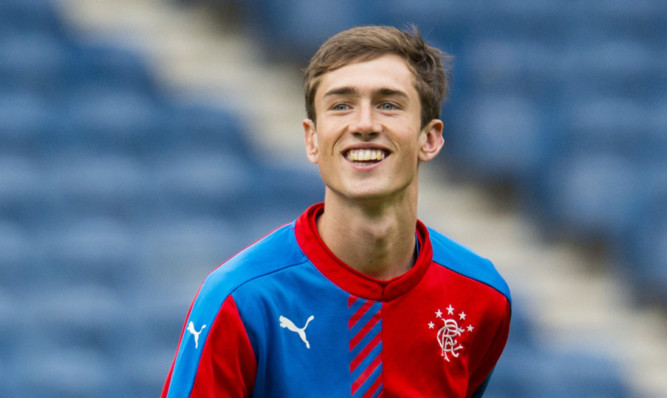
left=0, top=0, right=665, bottom=397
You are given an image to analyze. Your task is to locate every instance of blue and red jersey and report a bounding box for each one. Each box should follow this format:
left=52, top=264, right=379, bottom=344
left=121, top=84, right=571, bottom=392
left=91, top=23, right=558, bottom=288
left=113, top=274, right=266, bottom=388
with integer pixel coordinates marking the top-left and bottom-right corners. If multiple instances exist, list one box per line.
left=162, top=203, right=511, bottom=397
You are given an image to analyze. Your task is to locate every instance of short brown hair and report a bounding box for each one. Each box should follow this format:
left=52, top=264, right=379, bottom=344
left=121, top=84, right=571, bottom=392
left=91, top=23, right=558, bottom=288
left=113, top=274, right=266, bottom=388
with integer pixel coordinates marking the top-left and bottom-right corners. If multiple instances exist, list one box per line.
left=303, top=25, right=452, bottom=127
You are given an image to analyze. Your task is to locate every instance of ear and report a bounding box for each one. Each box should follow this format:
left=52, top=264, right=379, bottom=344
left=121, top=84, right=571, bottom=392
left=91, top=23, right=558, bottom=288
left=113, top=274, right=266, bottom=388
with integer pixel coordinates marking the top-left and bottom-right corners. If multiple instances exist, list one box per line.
left=418, top=119, right=445, bottom=163
left=303, top=119, right=319, bottom=164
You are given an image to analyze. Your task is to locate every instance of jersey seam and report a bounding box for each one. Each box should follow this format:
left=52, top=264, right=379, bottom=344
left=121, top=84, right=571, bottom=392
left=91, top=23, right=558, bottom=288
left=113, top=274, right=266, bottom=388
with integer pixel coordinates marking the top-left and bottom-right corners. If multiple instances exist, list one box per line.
left=226, top=257, right=313, bottom=296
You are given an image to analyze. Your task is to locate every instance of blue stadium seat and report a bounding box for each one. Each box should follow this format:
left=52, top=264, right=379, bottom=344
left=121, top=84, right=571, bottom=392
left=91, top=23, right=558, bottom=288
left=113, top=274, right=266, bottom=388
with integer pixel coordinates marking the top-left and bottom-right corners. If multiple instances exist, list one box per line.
left=458, top=38, right=560, bottom=97
left=47, top=151, right=154, bottom=222
left=560, top=96, right=651, bottom=153
left=620, top=184, right=667, bottom=304
left=574, top=0, right=667, bottom=41
left=504, top=304, right=538, bottom=349
left=467, top=0, right=567, bottom=45
left=119, top=346, right=175, bottom=397
left=0, top=31, right=69, bottom=95
left=0, top=289, right=19, bottom=361
left=544, top=350, right=633, bottom=398
left=610, top=154, right=667, bottom=305
left=40, top=217, right=143, bottom=293
left=361, top=0, right=473, bottom=48
left=648, top=99, right=667, bottom=151
left=129, top=291, right=192, bottom=353
left=60, top=86, right=166, bottom=154
left=152, top=149, right=257, bottom=218
left=0, top=0, right=67, bottom=38
left=140, top=215, right=249, bottom=289
left=15, top=347, right=118, bottom=398
left=0, top=155, right=53, bottom=226
left=490, top=345, right=632, bottom=398
left=25, top=285, right=130, bottom=356
left=230, top=0, right=477, bottom=62
left=231, top=164, right=324, bottom=238
left=492, top=302, right=630, bottom=398
left=236, top=0, right=371, bottom=61
left=124, top=292, right=195, bottom=397
left=560, top=39, right=658, bottom=98
left=0, top=359, right=17, bottom=397
left=0, top=221, right=37, bottom=292
left=541, top=152, right=642, bottom=242
left=64, top=40, right=162, bottom=97
left=116, top=292, right=178, bottom=393
left=486, top=344, right=547, bottom=398
left=165, top=101, right=256, bottom=160
left=444, top=95, right=551, bottom=185
left=16, top=285, right=128, bottom=397
left=0, top=90, right=56, bottom=154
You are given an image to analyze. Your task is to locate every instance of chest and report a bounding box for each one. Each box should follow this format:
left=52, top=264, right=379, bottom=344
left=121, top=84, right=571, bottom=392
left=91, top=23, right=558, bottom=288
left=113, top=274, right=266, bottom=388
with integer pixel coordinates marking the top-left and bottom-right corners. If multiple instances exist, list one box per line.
left=235, top=267, right=495, bottom=397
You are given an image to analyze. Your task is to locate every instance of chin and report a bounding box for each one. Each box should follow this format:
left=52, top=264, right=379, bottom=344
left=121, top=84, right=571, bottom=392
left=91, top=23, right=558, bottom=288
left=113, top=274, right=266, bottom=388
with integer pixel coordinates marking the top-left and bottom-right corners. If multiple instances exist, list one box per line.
left=340, top=185, right=413, bottom=205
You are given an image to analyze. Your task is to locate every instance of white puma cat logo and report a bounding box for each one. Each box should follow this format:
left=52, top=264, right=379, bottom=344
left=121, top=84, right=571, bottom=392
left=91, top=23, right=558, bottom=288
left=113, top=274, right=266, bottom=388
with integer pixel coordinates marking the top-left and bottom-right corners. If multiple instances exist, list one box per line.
left=187, top=321, right=206, bottom=349
left=279, top=315, right=315, bottom=349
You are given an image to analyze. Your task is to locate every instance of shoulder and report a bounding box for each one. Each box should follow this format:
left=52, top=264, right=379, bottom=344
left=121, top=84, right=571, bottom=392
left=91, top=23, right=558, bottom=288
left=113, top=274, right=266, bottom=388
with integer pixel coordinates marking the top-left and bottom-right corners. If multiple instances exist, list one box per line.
left=200, top=222, right=309, bottom=299
left=427, top=227, right=511, bottom=304
left=184, top=222, right=311, bottom=337
left=186, top=222, right=309, bottom=324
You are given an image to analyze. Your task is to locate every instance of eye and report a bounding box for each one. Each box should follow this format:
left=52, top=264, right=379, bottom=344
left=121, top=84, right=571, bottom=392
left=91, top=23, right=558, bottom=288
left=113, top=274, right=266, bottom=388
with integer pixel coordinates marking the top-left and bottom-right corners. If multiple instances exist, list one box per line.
left=331, top=103, right=350, bottom=111
left=379, top=102, right=398, bottom=111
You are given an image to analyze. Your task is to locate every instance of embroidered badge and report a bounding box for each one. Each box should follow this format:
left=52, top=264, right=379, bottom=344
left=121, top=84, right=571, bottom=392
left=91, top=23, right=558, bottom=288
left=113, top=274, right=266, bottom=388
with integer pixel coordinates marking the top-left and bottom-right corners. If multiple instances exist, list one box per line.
left=427, top=305, right=474, bottom=362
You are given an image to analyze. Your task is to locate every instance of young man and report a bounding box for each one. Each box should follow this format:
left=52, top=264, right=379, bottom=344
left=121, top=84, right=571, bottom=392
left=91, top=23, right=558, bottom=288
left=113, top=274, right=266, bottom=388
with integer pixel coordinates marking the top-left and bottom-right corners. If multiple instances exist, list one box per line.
left=162, top=25, right=511, bottom=397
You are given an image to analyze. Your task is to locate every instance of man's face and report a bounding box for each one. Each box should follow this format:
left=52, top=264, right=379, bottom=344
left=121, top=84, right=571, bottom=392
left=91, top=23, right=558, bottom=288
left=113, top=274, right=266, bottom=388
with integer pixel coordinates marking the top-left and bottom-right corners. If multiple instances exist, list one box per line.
left=303, top=54, right=444, bottom=204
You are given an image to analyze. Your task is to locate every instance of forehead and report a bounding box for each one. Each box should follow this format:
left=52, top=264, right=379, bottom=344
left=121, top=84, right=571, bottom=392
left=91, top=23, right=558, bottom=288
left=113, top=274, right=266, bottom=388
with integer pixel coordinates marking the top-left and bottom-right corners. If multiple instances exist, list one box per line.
left=315, top=54, right=417, bottom=101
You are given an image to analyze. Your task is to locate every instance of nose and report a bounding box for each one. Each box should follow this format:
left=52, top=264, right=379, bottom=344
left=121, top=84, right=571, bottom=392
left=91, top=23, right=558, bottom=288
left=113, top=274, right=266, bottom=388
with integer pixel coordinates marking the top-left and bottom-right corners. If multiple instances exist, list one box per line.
left=350, top=102, right=381, bottom=139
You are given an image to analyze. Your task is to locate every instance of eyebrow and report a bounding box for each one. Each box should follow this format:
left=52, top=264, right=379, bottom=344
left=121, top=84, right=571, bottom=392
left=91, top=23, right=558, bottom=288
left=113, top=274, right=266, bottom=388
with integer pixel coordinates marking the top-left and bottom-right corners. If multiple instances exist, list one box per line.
left=375, top=88, right=409, bottom=99
left=322, top=86, right=358, bottom=98
left=322, top=86, right=409, bottom=100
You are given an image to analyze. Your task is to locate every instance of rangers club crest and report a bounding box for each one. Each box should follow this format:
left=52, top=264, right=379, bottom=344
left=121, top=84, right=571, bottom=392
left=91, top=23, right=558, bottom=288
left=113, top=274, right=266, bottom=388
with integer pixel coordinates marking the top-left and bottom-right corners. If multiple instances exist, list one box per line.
left=428, top=305, right=475, bottom=362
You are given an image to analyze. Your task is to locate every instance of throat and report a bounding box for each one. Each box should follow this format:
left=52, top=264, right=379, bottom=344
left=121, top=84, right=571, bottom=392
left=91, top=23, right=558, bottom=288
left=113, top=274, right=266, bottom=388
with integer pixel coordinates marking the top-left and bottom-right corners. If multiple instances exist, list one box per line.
left=317, top=206, right=417, bottom=280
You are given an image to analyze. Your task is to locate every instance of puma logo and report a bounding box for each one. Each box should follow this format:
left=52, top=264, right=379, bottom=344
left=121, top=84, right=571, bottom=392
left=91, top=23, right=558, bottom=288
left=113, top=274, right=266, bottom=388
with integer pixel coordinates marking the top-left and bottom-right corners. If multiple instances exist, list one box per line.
left=279, top=315, right=315, bottom=349
left=187, top=321, right=206, bottom=349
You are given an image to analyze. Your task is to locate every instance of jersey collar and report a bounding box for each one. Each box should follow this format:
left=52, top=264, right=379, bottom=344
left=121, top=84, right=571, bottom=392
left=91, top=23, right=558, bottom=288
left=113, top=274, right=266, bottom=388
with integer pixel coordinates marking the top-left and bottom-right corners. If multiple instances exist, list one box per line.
left=294, top=203, right=433, bottom=302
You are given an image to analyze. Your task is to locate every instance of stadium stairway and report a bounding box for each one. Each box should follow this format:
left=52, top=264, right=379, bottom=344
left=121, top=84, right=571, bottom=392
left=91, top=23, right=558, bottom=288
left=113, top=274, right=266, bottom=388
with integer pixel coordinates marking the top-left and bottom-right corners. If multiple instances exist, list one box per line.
left=53, top=0, right=667, bottom=397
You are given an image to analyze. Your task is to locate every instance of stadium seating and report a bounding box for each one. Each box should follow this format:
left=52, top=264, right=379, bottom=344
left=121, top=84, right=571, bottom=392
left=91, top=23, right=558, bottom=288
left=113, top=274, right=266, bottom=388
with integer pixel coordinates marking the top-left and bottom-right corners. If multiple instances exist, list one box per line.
left=487, top=296, right=634, bottom=398
left=47, top=151, right=152, bottom=219
left=0, top=0, right=66, bottom=37
left=540, top=151, right=643, bottom=242
left=620, top=187, right=667, bottom=303
left=444, top=94, right=551, bottom=185
left=60, top=86, right=165, bottom=153
left=0, top=32, right=69, bottom=96
left=490, top=346, right=633, bottom=398
left=152, top=149, right=259, bottom=220
left=165, top=101, right=256, bottom=159
left=0, top=90, right=56, bottom=154
left=42, top=217, right=143, bottom=292
left=15, top=347, right=116, bottom=398
left=0, top=155, right=53, bottom=227
left=0, top=223, right=30, bottom=292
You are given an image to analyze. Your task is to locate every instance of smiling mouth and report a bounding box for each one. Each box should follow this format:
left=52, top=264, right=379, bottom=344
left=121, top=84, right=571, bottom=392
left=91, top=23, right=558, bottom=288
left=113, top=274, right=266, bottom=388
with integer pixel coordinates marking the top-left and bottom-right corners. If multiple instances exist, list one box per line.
left=345, top=149, right=387, bottom=164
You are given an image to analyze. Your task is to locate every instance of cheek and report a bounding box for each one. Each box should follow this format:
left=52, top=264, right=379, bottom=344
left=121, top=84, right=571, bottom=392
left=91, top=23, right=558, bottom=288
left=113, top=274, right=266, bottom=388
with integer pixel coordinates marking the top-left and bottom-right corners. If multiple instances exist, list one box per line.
left=316, top=127, right=341, bottom=156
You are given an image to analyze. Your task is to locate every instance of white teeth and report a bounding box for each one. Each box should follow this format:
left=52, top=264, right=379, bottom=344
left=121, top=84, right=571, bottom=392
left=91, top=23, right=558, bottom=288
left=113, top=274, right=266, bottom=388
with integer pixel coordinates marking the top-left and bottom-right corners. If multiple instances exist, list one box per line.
left=346, top=149, right=386, bottom=162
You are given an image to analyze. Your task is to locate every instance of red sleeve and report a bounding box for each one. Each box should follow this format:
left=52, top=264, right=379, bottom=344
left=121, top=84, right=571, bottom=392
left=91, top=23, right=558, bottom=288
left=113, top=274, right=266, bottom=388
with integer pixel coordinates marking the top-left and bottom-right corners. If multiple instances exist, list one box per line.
left=162, top=295, right=257, bottom=397
left=468, top=299, right=511, bottom=397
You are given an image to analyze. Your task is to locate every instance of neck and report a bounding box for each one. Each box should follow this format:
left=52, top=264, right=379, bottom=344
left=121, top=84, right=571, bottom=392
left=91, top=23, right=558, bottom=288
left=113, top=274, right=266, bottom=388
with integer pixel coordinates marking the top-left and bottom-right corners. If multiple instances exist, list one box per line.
left=317, top=188, right=419, bottom=280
